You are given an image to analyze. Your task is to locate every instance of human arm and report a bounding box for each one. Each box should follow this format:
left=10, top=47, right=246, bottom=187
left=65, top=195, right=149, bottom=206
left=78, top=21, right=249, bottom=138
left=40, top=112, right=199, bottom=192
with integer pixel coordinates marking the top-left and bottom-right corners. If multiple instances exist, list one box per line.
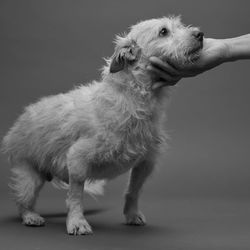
left=148, top=34, right=250, bottom=89
left=225, top=34, right=250, bottom=61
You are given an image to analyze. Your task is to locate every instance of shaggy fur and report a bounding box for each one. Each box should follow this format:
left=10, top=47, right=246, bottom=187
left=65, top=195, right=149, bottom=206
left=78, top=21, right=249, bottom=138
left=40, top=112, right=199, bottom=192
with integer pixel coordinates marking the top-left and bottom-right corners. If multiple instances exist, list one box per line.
left=2, top=16, right=203, bottom=235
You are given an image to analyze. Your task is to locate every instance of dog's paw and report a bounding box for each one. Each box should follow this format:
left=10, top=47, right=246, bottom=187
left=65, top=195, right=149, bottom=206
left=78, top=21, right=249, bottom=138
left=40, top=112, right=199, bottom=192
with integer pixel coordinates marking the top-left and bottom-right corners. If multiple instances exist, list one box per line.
left=67, top=217, right=93, bottom=235
left=125, top=211, right=146, bottom=226
left=22, top=212, right=45, bottom=227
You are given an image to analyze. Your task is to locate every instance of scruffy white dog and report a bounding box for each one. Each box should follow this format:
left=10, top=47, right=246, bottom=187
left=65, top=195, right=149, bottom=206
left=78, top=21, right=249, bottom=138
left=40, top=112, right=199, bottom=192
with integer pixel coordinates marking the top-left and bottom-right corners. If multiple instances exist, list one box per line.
left=2, top=16, right=203, bottom=235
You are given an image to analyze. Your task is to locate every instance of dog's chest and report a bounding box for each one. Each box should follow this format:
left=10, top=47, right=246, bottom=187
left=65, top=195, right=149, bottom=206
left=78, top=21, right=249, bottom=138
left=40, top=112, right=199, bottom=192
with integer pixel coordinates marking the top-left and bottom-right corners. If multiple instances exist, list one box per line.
left=96, top=113, right=160, bottom=162
left=89, top=122, right=159, bottom=180
left=91, top=93, right=163, bottom=179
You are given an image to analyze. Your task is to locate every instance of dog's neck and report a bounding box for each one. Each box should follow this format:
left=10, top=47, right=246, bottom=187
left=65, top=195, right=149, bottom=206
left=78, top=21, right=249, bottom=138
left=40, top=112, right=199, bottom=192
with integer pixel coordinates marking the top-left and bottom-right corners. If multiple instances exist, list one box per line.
left=102, top=55, right=154, bottom=98
left=99, top=56, right=170, bottom=133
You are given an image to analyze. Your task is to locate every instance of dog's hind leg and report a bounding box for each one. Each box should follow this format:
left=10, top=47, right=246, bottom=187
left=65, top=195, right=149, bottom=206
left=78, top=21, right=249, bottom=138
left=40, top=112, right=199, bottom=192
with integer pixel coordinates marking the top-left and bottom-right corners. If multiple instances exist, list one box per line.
left=123, top=159, right=154, bottom=226
left=10, top=162, right=45, bottom=226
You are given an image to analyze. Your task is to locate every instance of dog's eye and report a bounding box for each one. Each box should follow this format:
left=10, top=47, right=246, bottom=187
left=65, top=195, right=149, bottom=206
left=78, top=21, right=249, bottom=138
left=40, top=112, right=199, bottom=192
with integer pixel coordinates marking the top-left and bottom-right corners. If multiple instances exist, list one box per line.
left=159, top=27, right=168, bottom=37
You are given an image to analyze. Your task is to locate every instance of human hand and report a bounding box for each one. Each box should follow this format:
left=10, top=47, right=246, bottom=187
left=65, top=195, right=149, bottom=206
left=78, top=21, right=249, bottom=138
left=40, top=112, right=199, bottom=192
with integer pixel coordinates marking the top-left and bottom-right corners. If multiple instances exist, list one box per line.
left=147, top=38, right=230, bottom=89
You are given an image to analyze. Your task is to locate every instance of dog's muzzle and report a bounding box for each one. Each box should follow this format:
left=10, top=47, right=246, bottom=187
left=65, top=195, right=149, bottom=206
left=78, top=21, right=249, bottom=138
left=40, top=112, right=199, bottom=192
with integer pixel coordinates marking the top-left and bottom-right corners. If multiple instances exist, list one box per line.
left=188, top=30, right=204, bottom=55
left=192, top=31, right=204, bottom=42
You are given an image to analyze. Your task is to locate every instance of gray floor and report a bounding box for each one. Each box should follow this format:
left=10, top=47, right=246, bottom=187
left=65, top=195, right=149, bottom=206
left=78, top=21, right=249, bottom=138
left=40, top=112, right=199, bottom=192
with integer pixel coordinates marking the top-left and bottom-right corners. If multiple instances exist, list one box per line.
left=1, top=187, right=250, bottom=250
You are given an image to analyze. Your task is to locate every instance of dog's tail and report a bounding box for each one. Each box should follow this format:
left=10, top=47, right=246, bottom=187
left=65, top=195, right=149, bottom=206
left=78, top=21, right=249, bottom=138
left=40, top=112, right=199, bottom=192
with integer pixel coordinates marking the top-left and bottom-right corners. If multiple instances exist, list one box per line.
left=52, top=178, right=106, bottom=197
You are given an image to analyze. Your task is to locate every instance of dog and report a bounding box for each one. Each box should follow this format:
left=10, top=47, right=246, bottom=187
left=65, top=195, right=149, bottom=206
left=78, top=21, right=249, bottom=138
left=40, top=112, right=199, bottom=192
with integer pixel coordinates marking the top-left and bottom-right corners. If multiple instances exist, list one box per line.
left=2, top=16, right=204, bottom=235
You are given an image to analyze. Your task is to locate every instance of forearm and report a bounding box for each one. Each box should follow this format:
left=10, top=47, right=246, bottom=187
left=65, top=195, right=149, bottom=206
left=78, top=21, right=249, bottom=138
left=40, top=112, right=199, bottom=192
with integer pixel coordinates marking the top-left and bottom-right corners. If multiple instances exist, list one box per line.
left=225, top=34, right=250, bottom=61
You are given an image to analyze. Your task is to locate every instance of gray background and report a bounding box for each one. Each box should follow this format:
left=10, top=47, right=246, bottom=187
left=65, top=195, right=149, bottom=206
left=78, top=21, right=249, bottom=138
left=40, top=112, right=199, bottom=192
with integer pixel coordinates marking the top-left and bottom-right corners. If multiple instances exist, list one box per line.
left=0, top=0, right=250, bottom=249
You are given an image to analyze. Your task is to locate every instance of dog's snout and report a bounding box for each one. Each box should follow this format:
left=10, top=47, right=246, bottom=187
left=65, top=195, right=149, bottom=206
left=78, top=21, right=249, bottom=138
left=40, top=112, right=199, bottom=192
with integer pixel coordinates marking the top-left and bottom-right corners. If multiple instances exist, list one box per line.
left=192, top=31, right=204, bottom=42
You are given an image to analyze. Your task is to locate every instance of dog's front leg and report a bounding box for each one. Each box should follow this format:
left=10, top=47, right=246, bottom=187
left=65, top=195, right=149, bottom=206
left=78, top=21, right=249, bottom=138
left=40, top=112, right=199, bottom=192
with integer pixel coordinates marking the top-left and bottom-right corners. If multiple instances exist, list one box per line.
left=123, top=160, right=154, bottom=226
left=66, top=139, right=93, bottom=235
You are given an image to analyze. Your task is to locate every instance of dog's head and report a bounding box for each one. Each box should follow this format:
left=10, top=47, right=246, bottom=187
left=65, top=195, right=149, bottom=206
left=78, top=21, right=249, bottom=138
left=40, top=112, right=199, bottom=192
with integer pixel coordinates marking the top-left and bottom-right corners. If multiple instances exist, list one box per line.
left=110, top=16, right=203, bottom=73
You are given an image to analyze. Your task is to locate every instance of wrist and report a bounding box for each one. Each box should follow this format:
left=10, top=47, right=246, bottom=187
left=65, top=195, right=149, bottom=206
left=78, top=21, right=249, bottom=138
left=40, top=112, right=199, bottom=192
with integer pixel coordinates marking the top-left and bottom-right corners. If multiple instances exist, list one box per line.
left=224, top=34, right=250, bottom=61
left=224, top=38, right=239, bottom=62
left=222, top=39, right=233, bottom=62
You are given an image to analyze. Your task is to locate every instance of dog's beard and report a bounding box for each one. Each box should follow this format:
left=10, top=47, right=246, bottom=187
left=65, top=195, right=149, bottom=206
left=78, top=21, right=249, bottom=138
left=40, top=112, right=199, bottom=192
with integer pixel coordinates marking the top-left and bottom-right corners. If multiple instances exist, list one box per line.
left=186, top=39, right=203, bottom=62
left=161, top=46, right=203, bottom=67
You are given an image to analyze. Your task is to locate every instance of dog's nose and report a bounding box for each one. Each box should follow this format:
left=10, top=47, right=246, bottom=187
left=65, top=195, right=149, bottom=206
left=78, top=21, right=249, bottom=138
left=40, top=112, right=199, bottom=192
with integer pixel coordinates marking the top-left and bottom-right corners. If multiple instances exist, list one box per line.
left=193, top=31, right=204, bottom=42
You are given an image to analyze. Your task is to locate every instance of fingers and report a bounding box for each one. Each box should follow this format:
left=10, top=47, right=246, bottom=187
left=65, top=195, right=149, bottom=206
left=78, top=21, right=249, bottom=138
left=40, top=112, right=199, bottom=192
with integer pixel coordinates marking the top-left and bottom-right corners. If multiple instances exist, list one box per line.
left=151, top=82, right=165, bottom=90
left=152, top=81, right=178, bottom=90
left=149, top=57, right=181, bottom=76
left=148, top=57, right=182, bottom=89
left=147, top=65, right=181, bottom=84
left=149, top=56, right=203, bottom=77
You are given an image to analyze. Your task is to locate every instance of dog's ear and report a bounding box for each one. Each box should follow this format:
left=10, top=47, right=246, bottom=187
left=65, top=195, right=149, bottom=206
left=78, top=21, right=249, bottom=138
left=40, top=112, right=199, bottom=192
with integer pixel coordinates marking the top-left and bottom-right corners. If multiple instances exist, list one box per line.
left=110, top=36, right=141, bottom=73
